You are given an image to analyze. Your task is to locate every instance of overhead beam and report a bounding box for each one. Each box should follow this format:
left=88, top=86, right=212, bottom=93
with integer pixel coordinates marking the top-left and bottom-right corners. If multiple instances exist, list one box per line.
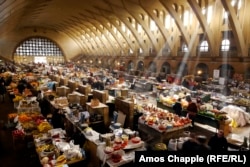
left=160, top=0, right=190, bottom=46
left=221, top=0, right=247, bottom=57
left=139, top=0, right=173, bottom=49
left=187, top=0, right=215, bottom=56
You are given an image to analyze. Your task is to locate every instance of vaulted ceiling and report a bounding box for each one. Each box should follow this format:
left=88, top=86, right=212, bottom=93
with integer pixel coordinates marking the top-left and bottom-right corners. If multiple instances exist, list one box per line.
left=0, top=0, right=249, bottom=61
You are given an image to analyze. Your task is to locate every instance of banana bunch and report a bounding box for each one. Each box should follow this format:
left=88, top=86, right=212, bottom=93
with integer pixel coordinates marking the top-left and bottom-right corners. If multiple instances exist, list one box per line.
left=162, top=97, right=175, bottom=105
left=36, top=144, right=54, bottom=153
left=13, top=95, right=23, bottom=102
left=22, top=122, right=37, bottom=131
left=37, top=122, right=52, bottom=133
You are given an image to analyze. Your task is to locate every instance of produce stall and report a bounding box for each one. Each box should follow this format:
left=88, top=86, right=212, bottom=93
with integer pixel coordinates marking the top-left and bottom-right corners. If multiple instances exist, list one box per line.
left=86, top=101, right=109, bottom=131
left=134, top=78, right=153, bottom=92
left=65, top=113, right=145, bottom=167
left=137, top=104, right=191, bottom=144
left=34, top=128, right=86, bottom=167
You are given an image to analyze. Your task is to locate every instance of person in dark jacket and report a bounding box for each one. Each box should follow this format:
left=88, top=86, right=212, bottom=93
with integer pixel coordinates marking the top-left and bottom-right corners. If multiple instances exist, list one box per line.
left=182, top=133, right=200, bottom=151
left=208, top=130, right=228, bottom=151
left=172, top=98, right=182, bottom=116
left=0, top=76, right=6, bottom=102
left=196, top=135, right=211, bottom=151
left=186, top=96, right=198, bottom=127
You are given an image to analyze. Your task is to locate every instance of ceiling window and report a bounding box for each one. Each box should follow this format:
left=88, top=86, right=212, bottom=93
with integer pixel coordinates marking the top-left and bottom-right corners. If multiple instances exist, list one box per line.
left=182, top=44, right=189, bottom=52
left=231, top=0, right=242, bottom=9
left=165, top=15, right=171, bottom=29
left=200, top=40, right=209, bottom=52
left=139, top=48, right=143, bottom=54
left=121, top=23, right=126, bottom=32
left=207, top=6, right=213, bottom=24
left=183, top=11, right=189, bottom=27
left=150, top=19, right=157, bottom=31
left=137, top=24, right=142, bottom=34
left=14, top=37, right=63, bottom=56
left=129, top=48, right=133, bottom=54
left=221, top=39, right=230, bottom=51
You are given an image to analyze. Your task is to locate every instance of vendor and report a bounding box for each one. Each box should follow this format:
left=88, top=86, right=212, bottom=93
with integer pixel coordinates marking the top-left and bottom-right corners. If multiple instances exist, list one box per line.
left=186, top=96, right=198, bottom=127
left=208, top=130, right=228, bottom=151
left=78, top=110, right=90, bottom=124
left=0, top=75, right=6, bottom=102
left=172, top=98, right=182, bottom=116
left=51, top=108, right=65, bottom=129
left=182, top=133, right=199, bottom=151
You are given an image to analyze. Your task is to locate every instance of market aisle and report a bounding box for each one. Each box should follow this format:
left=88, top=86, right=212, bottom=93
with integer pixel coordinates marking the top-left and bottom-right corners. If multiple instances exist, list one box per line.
left=0, top=95, right=41, bottom=167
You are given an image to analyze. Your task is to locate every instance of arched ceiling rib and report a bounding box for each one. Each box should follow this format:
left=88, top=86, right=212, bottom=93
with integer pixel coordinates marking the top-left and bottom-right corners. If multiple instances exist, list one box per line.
left=123, top=0, right=160, bottom=52
left=108, top=2, right=148, bottom=53
left=0, top=0, right=250, bottom=60
left=187, top=0, right=215, bottom=56
left=221, top=0, right=247, bottom=57
left=139, top=0, right=172, bottom=49
left=160, top=0, right=190, bottom=46
left=84, top=17, right=120, bottom=56
left=91, top=9, right=137, bottom=53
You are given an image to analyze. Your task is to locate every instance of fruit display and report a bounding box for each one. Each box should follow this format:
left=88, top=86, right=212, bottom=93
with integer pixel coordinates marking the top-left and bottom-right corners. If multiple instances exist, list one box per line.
left=18, top=113, right=32, bottom=122
left=56, top=155, right=67, bottom=165
left=111, top=152, right=122, bottom=163
left=21, top=121, right=37, bottom=132
left=18, top=112, right=43, bottom=122
left=13, top=95, right=23, bottom=102
left=36, top=144, right=55, bottom=154
left=139, top=104, right=191, bottom=129
left=198, top=110, right=229, bottom=122
left=37, top=144, right=53, bottom=152
left=159, top=95, right=175, bottom=106
left=12, top=129, right=25, bottom=138
left=37, top=122, right=53, bottom=133
left=8, top=113, right=18, bottom=122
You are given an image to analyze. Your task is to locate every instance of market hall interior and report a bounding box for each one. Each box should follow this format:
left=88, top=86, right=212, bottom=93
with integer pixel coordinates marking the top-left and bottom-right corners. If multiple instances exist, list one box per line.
left=1, top=0, right=250, bottom=166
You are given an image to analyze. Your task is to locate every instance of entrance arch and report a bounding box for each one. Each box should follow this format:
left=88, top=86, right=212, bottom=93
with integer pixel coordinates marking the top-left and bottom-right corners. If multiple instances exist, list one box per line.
left=195, top=63, right=209, bottom=80
left=137, top=61, right=144, bottom=71
left=161, top=62, right=171, bottom=74
left=127, top=60, right=134, bottom=71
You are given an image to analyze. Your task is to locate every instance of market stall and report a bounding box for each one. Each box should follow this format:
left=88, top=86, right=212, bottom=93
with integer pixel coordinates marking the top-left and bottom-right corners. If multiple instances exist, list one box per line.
left=86, top=101, right=109, bottom=131
left=34, top=128, right=86, bottom=166
left=137, top=104, right=192, bottom=144
left=65, top=113, right=145, bottom=167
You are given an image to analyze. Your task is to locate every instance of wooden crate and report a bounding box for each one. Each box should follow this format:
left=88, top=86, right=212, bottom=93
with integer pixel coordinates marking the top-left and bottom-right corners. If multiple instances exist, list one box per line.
left=68, top=92, right=86, bottom=108
left=68, top=80, right=77, bottom=93
left=60, top=77, right=68, bottom=86
left=114, top=97, right=134, bottom=129
left=93, top=90, right=107, bottom=104
left=78, top=84, right=91, bottom=100
left=86, top=102, right=109, bottom=129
